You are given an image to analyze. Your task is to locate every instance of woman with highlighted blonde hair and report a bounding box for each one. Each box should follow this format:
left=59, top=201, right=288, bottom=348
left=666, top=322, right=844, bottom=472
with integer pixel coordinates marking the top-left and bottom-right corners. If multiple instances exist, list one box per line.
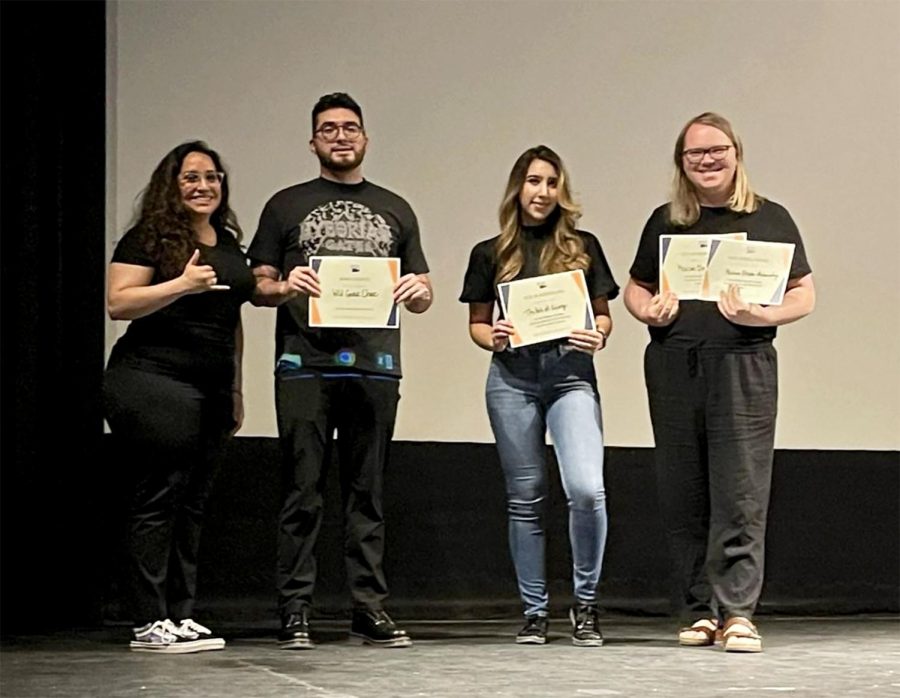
left=460, top=145, right=619, bottom=647
left=624, top=113, right=816, bottom=653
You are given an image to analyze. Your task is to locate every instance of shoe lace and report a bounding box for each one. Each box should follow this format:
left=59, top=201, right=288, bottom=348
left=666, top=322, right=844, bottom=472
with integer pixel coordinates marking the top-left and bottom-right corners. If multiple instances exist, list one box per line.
left=371, top=610, right=393, bottom=627
left=158, top=619, right=181, bottom=642
left=575, top=605, right=599, bottom=631
left=287, top=609, right=310, bottom=626
left=524, top=616, right=546, bottom=631
left=178, top=618, right=211, bottom=635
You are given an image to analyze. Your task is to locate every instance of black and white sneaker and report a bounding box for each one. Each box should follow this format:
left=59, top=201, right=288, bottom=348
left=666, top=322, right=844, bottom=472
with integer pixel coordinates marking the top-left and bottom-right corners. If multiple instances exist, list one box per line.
left=569, top=604, right=604, bottom=647
left=515, top=615, right=549, bottom=645
left=130, top=619, right=206, bottom=654
left=172, top=618, right=226, bottom=651
left=130, top=619, right=179, bottom=652
left=350, top=609, right=412, bottom=648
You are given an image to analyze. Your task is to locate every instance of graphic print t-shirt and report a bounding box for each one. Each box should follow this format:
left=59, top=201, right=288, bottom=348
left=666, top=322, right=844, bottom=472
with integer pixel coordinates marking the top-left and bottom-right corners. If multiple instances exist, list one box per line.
left=248, top=177, right=429, bottom=377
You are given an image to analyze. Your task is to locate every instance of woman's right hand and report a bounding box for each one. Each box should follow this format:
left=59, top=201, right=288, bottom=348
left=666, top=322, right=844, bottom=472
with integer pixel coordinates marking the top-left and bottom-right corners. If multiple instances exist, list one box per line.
left=180, top=249, right=220, bottom=293
left=645, top=291, right=680, bottom=326
left=491, top=319, right=515, bottom=352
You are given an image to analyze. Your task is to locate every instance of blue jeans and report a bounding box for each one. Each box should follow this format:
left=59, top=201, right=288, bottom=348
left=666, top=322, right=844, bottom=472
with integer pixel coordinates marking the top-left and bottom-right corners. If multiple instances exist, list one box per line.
left=486, top=344, right=608, bottom=617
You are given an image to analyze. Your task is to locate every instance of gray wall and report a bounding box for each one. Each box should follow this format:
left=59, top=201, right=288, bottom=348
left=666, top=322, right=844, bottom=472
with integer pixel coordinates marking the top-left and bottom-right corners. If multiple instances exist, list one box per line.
left=108, top=0, right=900, bottom=449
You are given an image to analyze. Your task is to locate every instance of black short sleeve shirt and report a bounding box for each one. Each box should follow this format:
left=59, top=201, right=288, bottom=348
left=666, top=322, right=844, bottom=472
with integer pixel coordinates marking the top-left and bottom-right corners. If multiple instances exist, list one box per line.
left=460, top=224, right=619, bottom=307
left=628, top=200, right=811, bottom=347
left=108, top=226, right=254, bottom=384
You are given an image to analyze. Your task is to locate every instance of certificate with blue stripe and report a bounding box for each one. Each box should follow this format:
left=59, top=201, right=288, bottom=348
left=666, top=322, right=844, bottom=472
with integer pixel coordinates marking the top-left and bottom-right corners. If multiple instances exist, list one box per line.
left=309, top=256, right=400, bottom=329
left=498, top=270, right=594, bottom=349
left=700, top=240, right=794, bottom=305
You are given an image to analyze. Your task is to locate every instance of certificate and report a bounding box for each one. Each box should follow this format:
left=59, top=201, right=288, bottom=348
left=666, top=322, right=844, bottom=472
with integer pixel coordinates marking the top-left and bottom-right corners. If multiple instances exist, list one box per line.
left=498, top=270, right=595, bottom=349
left=659, top=233, right=747, bottom=299
left=309, top=256, right=400, bottom=329
left=699, top=239, right=795, bottom=305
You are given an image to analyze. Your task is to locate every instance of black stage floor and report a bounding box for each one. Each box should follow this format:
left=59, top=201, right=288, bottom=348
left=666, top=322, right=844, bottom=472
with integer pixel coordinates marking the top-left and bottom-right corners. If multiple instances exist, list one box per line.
left=2, top=615, right=898, bottom=697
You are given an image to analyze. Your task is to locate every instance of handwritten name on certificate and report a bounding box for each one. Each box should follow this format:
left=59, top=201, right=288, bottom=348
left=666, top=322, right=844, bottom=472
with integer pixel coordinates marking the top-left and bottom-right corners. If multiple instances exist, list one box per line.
left=309, top=256, right=400, bottom=329
left=498, top=270, right=595, bottom=349
left=659, top=233, right=747, bottom=299
left=700, top=240, right=795, bottom=305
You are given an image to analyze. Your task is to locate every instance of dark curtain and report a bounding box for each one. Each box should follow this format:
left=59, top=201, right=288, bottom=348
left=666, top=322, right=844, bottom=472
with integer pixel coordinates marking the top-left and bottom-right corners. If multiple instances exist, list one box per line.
left=1, top=0, right=107, bottom=631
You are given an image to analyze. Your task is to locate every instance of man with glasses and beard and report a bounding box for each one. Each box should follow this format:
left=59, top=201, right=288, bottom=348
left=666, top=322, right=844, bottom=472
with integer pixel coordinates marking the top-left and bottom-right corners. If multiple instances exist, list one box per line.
left=249, top=92, right=432, bottom=650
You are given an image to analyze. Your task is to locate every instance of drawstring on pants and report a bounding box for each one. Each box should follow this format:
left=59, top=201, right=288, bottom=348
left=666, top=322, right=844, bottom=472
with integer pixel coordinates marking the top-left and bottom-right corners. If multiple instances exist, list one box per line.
left=687, top=347, right=699, bottom=378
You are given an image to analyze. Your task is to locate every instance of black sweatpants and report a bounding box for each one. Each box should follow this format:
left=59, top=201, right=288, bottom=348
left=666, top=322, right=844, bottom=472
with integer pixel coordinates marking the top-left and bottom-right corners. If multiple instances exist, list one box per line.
left=104, top=362, right=232, bottom=625
left=644, top=341, right=778, bottom=622
left=274, top=372, right=400, bottom=618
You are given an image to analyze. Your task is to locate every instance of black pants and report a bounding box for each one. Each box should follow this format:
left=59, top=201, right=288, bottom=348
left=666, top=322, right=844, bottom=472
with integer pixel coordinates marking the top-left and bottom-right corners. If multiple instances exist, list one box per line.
left=104, top=362, right=231, bottom=625
left=275, top=372, right=400, bottom=617
left=644, top=342, right=778, bottom=622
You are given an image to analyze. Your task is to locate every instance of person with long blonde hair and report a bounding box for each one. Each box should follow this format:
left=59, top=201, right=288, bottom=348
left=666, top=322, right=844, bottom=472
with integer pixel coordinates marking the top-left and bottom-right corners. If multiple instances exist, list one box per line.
left=460, top=145, right=618, bottom=646
left=624, top=113, right=816, bottom=653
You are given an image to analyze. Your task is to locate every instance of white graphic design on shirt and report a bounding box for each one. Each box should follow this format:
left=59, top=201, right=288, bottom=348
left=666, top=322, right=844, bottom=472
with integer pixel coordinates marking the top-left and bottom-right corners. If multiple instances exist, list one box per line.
left=299, top=200, right=393, bottom=257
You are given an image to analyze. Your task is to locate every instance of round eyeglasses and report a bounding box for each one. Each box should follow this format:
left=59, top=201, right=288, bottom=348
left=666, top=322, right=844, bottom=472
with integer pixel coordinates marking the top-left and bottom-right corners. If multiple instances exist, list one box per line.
left=314, top=122, right=364, bottom=142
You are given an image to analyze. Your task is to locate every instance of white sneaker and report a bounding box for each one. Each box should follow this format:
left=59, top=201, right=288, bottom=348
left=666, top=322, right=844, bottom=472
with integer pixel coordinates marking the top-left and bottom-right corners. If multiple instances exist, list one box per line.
left=172, top=618, right=226, bottom=652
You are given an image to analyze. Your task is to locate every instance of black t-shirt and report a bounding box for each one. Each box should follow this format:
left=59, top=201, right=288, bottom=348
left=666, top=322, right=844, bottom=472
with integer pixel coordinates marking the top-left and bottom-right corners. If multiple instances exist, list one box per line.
left=248, top=177, right=429, bottom=377
left=629, top=200, right=812, bottom=348
left=108, top=226, right=255, bottom=385
left=459, top=221, right=619, bottom=309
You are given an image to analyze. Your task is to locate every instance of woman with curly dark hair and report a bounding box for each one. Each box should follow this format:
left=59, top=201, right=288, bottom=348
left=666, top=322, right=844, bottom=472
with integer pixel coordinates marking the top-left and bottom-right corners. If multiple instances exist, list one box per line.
left=104, top=141, right=254, bottom=653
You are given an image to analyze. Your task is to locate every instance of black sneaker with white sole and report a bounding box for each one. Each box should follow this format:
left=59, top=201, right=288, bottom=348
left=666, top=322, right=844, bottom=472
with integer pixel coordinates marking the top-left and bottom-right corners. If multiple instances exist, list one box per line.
left=515, top=615, right=549, bottom=645
left=129, top=619, right=211, bottom=654
left=569, top=603, right=604, bottom=647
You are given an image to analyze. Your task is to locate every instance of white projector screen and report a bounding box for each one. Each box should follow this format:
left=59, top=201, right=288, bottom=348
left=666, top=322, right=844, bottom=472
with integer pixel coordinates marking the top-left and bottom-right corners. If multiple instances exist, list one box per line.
left=107, top=0, right=900, bottom=450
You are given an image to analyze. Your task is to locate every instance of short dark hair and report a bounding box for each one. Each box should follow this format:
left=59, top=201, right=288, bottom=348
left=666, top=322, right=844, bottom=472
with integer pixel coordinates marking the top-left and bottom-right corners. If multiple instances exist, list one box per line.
left=311, top=92, right=364, bottom=134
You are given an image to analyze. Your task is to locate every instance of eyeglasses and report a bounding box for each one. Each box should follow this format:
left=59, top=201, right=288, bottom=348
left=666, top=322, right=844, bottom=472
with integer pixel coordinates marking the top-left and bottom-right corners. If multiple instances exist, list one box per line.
left=682, top=145, right=733, bottom=164
left=314, top=122, right=364, bottom=142
left=179, top=170, right=225, bottom=186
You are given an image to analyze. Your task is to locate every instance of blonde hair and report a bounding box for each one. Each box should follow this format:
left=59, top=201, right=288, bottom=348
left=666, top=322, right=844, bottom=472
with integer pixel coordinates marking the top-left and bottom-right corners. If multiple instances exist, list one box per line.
left=495, top=145, right=589, bottom=285
left=668, top=112, right=761, bottom=227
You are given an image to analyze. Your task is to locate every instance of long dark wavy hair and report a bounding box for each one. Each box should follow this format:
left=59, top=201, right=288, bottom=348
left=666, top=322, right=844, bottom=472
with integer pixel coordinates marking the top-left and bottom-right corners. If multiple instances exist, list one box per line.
left=131, top=140, right=242, bottom=279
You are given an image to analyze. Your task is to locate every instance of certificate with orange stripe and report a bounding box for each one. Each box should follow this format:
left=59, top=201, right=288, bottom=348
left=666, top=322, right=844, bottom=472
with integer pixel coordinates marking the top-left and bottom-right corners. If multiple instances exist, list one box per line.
left=498, top=270, right=594, bottom=349
left=700, top=239, right=795, bottom=305
left=309, top=256, right=400, bottom=329
left=659, top=233, right=747, bottom=299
